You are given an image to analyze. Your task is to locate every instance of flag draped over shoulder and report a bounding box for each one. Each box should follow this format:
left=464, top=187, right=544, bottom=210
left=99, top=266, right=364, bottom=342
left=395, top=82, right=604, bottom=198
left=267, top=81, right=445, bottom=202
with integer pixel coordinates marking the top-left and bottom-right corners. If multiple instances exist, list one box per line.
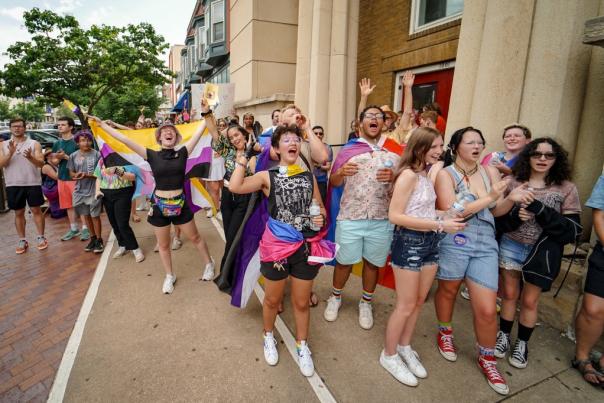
left=325, top=137, right=404, bottom=290
left=214, top=147, right=272, bottom=308
left=89, top=120, right=215, bottom=211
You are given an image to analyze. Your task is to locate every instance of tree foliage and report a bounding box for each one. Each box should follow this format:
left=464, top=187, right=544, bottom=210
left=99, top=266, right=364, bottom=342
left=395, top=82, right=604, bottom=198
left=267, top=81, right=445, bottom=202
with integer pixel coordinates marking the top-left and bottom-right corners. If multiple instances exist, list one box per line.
left=0, top=100, right=10, bottom=121
left=94, top=79, right=164, bottom=123
left=10, top=102, right=46, bottom=122
left=0, top=8, right=172, bottom=127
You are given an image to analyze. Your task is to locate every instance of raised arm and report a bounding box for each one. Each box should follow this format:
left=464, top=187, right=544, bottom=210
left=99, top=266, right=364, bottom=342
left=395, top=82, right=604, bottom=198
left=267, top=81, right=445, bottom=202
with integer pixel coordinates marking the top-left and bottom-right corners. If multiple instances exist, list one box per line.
left=229, top=156, right=270, bottom=195
left=357, top=78, right=376, bottom=118
left=399, top=71, right=415, bottom=131
left=299, top=115, right=328, bottom=164
left=105, top=120, right=132, bottom=131
left=183, top=98, right=211, bottom=155
left=89, top=115, right=147, bottom=159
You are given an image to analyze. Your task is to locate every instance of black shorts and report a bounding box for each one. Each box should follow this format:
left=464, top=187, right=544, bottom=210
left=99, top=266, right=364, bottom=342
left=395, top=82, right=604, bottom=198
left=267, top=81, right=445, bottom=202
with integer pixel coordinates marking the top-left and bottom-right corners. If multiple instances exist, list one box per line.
left=260, top=243, right=320, bottom=281
left=6, top=186, right=44, bottom=210
left=147, top=200, right=194, bottom=227
left=585, top=241, right=604, bottom=299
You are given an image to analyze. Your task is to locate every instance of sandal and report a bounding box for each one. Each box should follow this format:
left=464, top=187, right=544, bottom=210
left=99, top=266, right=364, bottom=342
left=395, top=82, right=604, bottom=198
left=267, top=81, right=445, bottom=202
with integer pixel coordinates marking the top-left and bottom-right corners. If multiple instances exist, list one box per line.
left=572, top=358, right=604, bottom=388
left=309, top=292, right=319, bottom=308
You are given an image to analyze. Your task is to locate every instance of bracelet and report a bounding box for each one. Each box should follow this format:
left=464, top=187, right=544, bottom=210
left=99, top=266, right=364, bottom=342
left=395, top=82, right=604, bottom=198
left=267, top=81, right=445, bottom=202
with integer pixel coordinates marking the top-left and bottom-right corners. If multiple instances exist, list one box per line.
left=434, top=217, right=443, bottom=233
left=235, top=160, right=247, bottom=169
left=200, top=110, right=213, bottom=117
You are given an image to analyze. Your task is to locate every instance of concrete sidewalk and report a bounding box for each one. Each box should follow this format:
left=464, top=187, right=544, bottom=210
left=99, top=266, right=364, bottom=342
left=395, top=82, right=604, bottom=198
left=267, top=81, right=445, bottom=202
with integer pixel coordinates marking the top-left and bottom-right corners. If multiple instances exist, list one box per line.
left=58, top=214, right=602, bottom=402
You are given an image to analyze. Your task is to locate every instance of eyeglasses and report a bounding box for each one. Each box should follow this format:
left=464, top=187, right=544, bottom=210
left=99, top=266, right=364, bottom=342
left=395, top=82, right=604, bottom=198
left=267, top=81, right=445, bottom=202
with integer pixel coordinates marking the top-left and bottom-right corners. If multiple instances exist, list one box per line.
left=280, top=136, right=302, bottom=144
left=363, top=113, right=384, bottom=120
left=529, top=151, right=556, bottom=160
left=461, top=141, right=485, bottom=147
left=10, top=125, right=24, bottom=129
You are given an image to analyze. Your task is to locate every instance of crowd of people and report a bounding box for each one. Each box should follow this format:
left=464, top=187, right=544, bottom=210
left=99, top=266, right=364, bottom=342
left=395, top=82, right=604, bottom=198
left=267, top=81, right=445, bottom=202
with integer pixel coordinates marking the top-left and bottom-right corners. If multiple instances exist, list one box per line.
left=1, top=73, right=604, bottom=395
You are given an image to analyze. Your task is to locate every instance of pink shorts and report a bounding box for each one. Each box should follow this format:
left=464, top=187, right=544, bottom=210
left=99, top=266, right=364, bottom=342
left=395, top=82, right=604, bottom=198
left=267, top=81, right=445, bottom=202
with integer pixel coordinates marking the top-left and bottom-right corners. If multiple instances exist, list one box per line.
left=58, top=180, right=76, bottom=209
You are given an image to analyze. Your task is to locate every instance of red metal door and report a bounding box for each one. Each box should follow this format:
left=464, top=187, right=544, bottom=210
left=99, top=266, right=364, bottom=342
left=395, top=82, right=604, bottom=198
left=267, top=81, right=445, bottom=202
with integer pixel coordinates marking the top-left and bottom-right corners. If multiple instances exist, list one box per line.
left=402, top=68, right=454, bottom=119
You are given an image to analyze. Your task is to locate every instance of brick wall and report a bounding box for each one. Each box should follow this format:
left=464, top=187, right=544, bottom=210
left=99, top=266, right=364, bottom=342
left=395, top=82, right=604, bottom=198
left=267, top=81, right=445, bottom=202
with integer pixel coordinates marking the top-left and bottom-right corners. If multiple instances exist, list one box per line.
left=357, top=0, right=461, bottom=108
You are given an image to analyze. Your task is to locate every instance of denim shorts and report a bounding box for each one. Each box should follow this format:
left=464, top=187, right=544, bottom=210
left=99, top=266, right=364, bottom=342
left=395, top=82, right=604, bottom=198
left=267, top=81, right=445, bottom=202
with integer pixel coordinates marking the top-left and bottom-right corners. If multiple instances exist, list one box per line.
left=498, top=234, right=533, bottom=271
left=391, top=228, right=444, bottom=271
left=437, top=217, right=499, bottom=291
left=335, top=219, right=393, bottom=267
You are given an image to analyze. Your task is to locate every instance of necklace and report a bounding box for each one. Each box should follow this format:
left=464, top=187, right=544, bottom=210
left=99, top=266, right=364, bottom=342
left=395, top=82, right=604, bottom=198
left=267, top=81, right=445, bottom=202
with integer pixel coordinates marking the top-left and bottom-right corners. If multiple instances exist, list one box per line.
left=454, top=162, right=479, bottom=187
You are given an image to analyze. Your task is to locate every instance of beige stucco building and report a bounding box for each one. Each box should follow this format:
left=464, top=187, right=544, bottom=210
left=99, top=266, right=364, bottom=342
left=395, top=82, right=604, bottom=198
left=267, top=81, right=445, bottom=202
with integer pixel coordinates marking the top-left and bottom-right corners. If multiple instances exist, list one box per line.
left=230, top=0, right=604, bottom=229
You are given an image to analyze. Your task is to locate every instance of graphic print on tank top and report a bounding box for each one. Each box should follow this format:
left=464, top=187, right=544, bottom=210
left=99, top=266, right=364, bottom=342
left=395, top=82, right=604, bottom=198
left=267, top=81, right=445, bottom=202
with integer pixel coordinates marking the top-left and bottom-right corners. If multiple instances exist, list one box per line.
left=269, top=170, right=314, bottom=232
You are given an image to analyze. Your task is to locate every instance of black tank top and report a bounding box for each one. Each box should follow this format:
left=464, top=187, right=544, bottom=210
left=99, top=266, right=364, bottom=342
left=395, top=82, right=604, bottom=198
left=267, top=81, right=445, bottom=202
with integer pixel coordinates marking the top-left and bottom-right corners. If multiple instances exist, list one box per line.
left=267, top=168, right=316, bottom=237
left=146, top=147, right=188, bottom=191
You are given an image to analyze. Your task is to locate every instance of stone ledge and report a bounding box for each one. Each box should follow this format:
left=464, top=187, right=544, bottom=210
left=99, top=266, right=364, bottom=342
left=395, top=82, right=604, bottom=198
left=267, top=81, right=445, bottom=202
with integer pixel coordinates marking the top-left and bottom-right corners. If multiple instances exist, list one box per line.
left=234, top=93, right=295, bottom=109
left=583, top=16, right=604, bottom=47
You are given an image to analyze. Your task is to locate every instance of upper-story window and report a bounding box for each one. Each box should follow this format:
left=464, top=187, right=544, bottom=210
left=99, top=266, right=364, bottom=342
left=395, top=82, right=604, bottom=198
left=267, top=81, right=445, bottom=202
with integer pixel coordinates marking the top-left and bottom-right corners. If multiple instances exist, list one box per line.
left=211, top=0, right=225, bottom=43
left=198, top=25, right=206, bottom=59
left=189, top=44, right=195, bottom=71
left=410, top=0, right=463, bottom=34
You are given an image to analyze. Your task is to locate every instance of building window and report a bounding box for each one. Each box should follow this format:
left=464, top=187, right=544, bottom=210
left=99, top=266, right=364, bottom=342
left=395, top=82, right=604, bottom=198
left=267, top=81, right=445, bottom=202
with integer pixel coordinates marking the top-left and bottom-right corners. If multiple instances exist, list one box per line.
left=189, top=44, right=195, bottom=72
left=211, top=0, right=225, bottom=43
left=198, top=25, right=206, bottom=60
left=411, top=0, right=463, bottom=34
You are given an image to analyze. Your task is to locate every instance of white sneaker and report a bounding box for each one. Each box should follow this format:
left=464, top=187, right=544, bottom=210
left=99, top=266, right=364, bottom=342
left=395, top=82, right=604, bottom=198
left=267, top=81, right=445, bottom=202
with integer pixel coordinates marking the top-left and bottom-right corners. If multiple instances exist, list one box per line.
left=263, top=332, right=279, bottom=366
left=297, top=341, right=314, bottom=377
left=216, top=212, right=222, bottom=221
left=324, top=295, right=342, bottom=322
left=133, top=248, right=145, bottom=263
left=358, top=301, right=374, bottom=330
left=201, top=257, right=215, bottom=281
left=162, top=274, right=176, bottom=294
left=460, top=286, right=470, bottom=300
left=398, top=346, right=427, bottom=378
left=206, top=209, right=213, bottom=218
left=112, top=246, right=127, bottom=259
left=171, top=237, right=182, bottom=250
left=379, top=350, right=418, bottom=387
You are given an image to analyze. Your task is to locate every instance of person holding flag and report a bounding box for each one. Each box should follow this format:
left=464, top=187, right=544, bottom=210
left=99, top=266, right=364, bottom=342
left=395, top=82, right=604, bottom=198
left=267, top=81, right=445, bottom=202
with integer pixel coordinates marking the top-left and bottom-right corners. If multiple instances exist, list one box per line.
left=88, top=98, right=215, bottom=294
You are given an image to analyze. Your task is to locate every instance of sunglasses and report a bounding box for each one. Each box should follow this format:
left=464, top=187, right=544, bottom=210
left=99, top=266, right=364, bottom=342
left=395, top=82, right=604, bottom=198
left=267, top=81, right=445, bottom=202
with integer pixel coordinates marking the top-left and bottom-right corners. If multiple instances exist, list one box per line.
left=529, top=151, right=556, bottom=160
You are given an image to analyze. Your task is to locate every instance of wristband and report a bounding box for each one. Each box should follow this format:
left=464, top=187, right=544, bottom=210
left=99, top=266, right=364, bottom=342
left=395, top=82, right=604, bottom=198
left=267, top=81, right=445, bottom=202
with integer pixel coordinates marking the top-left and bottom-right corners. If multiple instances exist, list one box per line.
left=200, top=110, right=213, bottom=117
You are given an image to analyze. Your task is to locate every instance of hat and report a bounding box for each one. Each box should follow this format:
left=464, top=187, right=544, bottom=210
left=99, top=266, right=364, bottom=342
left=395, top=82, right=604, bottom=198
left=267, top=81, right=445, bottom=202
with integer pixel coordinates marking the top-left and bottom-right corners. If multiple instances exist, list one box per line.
left=380, top=105, right=398, bottom=120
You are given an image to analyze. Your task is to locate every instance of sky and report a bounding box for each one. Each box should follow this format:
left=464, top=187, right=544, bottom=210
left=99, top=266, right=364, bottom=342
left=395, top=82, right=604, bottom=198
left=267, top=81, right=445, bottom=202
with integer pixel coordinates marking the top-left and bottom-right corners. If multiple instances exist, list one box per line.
left=0, top=0, right=194, bottom=68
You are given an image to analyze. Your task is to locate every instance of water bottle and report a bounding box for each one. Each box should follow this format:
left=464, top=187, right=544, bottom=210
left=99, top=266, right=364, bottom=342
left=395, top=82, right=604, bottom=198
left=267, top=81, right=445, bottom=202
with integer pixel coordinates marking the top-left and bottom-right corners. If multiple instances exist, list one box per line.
left=489, top=152, right=502, bottom=166
left=309, top=199, right=321, bottom=231
left=445, top=192, right=473, bottom=218
left=383, top=159, right=394, bottom=169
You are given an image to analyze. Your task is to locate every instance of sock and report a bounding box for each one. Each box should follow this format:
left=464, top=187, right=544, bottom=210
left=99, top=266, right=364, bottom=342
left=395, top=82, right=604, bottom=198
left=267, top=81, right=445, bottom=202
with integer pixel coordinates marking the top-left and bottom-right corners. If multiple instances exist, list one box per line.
left=296, top=340, right=307, bottom=353
left=361, top=289, right=374, bottom=304
left=499, top=317, right=514, bottom=335
left=264, top=331, right=273, bottom=338
left=517, top=322, right=534, bottom=342
left=478, top=345, right=495, bottom=358
left=332, top=286, right=343, bottom=300
left=438, top=321, right=453, bottom=332
left=82, top=224, right=88, bottom=230
left=70, top=223, right=78, bottom=231
left=397, top=344, right=412, bottom=354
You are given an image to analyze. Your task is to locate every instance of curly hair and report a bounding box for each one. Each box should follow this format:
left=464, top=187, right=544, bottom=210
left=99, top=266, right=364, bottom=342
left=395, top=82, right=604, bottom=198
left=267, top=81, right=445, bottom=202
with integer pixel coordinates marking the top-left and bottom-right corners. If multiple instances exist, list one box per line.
left=511, top=137, right=571, bottom=185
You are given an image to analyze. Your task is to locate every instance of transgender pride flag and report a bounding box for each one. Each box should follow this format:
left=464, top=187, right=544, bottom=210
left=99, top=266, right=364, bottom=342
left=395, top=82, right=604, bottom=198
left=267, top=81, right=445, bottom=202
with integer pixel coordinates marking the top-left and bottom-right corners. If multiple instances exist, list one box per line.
left=89, top=120, right=215, bottom=211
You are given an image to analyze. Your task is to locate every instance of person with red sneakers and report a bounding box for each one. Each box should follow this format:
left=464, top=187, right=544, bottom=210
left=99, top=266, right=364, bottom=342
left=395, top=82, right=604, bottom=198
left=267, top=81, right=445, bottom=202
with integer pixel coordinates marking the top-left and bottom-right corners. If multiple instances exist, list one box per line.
left=0, top=118, right=47, bottom=253
left=433, top=127, right=533, bottom=396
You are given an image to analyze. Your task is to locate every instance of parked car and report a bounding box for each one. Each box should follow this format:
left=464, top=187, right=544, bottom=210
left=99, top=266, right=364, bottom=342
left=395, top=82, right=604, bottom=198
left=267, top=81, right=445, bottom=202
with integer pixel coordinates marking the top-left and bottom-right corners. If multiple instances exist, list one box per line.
left=0, top=129, right=60, bottom=152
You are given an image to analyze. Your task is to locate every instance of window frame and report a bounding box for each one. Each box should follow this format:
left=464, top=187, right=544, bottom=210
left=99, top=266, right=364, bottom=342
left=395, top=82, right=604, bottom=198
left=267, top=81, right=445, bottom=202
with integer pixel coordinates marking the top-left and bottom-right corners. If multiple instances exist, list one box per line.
left=210, top=0, right=225, bottom=43
left=409, top=0, right=463, bottom=35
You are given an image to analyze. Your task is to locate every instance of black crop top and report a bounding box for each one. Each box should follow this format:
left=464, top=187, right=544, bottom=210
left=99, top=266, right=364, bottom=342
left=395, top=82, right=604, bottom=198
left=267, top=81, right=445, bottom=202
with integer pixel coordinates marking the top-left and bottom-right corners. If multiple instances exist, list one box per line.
left=146, top=147, right=188, bottom=191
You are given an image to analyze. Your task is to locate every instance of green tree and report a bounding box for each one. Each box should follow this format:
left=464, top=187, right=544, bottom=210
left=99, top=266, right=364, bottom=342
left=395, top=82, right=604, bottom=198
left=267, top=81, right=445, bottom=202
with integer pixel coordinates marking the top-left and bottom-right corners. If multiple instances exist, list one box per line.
left=94, top=79, right=164, bottom=123
left=0, top=8, right=172, bottom=127
left=10, top=101, right=45, bottom=122
left=0, top=100, right=10, bottom=121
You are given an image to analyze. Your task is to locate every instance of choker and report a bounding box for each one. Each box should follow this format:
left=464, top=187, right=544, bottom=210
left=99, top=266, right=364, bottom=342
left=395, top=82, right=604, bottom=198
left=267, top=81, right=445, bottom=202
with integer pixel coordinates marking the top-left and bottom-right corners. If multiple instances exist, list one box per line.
left=454, top=162, right=479, bottom=186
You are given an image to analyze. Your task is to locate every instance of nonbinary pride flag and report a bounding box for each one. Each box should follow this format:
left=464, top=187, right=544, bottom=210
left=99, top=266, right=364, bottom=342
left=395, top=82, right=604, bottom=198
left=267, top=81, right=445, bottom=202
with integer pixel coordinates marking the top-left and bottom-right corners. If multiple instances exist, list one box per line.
left=89, top=120, right=216, bottom=212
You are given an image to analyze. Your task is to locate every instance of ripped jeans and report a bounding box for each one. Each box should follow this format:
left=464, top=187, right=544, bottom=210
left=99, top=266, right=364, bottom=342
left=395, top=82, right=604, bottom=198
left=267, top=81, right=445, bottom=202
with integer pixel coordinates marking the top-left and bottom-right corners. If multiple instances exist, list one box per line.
left=390, top=228, right=445, bottom=271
